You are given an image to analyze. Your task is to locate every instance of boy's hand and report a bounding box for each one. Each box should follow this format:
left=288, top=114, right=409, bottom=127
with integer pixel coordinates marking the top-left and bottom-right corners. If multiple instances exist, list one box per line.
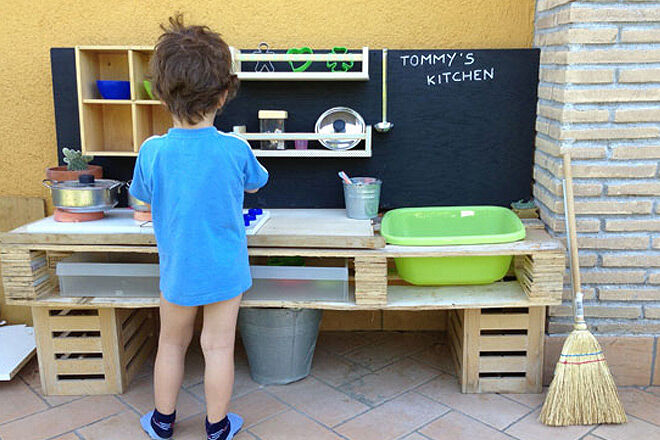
left=245, top=189, right=259, bottom=194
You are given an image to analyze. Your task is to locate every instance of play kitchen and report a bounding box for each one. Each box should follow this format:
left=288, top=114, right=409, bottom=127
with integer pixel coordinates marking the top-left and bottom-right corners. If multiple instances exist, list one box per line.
left=0, top=45, right=561, bottom=395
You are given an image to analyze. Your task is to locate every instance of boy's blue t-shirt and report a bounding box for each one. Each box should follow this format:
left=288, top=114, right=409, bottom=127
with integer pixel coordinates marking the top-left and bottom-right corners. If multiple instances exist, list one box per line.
left=129, top=127, right=269, bottom=306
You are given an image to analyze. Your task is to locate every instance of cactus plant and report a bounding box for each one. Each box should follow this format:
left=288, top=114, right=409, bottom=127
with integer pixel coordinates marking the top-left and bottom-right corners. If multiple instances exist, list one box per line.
left=62, top=148, right=93, bottom=171
left=511, top=199, right=536, bottom=210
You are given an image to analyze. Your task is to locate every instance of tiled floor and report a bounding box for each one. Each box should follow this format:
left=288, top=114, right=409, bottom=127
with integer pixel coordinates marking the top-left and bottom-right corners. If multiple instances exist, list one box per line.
left=0, top=331, right=658, bottom=440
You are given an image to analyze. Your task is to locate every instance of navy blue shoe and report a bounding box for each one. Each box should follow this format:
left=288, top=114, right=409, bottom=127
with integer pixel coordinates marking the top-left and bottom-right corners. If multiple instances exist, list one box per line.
left=140, top=410, right=170, bottom=440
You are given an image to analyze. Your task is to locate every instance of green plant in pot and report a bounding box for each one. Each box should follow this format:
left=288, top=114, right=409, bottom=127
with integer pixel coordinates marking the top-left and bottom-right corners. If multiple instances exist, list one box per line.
left=46, top=148, right=103, bottom=181
left=511, top=198, right=539, bottom=219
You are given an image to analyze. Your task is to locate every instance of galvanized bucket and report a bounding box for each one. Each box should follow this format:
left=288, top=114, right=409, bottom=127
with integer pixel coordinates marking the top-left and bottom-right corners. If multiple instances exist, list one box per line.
left=238, top=308, right=323, bottom=385
left=343, top=177, right=382, bottom=219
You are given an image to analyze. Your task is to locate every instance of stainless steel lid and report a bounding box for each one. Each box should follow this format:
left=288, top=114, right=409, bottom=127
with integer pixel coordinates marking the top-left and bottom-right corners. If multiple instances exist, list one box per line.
left=315, top=107, right=365, bottom=151
left=43, top=179, right=122, bottom=190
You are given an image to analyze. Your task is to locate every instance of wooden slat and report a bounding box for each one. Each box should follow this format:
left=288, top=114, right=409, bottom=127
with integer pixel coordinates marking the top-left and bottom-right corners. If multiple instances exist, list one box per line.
left=99, top=309, right=123, bottom=394
left=50, top=379, right=109, bottom=396
left=479, top=355, right=527, bottom=373
left=52, top=337, right=103, bottom=353
left=479, top=335, right=527, bottom=352
left=49, top=315, right=101, bottom=332
left=480, top=313, right=529, bottom=330
left=122, top=322, right=151, bottom=367
left=478, top=377, right=529, bottom=393
left=121, top=311, right=148, bottom=343
left=55, top=358, right=105, bottom=375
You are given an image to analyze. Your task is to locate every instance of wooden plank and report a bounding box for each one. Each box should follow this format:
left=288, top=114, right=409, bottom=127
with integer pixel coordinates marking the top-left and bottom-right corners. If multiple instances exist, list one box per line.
left=479, top=335, right=527, bottom=352
left=50, top=379, right=109, bottom=396
left=478, top=377, right=529, bottom=393
left=525, top=306, right=545, bottom=393
left=52, top=337, right=103, bottom=353
left=480, top=313, right=529, bottom=330
left=31, top=308, right=54, bottom=395
left=479, top=355, right=527, bottom=373
left=49, top=314, right=101, bottom=332
left=122, top=321, right=151, bottom=366
left=463, top=309, right=480, bottom=393
left=99, top=308, right=123, bottom=393
left=125, top=328, right=155, bottom=384
left=55, top=358, right=105, bottom=375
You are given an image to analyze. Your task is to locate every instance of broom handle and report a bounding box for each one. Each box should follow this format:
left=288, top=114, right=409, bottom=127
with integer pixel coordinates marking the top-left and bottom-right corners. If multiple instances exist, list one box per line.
left=562, top=152, right=585, bottom=324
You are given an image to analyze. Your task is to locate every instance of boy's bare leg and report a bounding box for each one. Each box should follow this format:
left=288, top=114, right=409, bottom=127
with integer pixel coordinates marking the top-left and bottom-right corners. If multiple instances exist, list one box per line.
left=154, top=294, right=198, bottom=414
left=201, top=295, right=242, bottom=423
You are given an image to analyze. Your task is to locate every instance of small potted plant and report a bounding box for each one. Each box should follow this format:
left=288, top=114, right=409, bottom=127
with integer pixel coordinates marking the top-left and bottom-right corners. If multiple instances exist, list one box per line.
left=511, top=199, right=539, bottom=219
left=46, top=148, right=103, bottom=181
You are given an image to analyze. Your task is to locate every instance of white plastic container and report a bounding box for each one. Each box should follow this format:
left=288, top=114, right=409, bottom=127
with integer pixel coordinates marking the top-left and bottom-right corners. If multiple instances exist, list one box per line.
left=258, top=110, right=288, bottom=150
left=57, top=253, right=159, bottom=298
left=244, top=264, right=348, bottom=302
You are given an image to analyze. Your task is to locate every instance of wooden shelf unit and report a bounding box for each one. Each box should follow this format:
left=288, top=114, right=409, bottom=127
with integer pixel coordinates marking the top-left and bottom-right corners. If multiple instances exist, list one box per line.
left=75, top=45, right=371, bottom=157
left=75, top=46, right=172, bottom=156
left=230, top=47, right=369, bottom=81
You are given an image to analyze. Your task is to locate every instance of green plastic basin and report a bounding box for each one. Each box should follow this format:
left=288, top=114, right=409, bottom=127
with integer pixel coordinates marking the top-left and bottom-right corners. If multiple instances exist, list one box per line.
left=381, top=206, right=526, bottom=285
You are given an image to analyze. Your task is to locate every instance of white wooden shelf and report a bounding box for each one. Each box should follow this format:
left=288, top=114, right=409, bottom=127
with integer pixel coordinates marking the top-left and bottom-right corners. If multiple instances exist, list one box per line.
left=82, top=99, right=132, bottom=105
left=231, top=47, right=369, bottom=81
left=85, top=150, right=137, bottom=157
left=237, top=126, right=372, bottom=157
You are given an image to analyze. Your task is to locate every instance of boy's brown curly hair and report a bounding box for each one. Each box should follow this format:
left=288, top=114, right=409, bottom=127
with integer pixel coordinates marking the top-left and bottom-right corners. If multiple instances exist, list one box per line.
left=151, top=13, right=239, bottom=124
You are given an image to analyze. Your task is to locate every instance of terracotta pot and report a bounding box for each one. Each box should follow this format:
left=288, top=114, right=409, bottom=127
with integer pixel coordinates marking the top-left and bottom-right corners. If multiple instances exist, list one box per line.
left=46, top=165, right=103, bottom=181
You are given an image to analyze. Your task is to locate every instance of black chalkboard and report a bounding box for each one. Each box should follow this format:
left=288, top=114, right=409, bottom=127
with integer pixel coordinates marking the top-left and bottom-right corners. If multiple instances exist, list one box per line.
left=50, top=48, right=539, bottom=209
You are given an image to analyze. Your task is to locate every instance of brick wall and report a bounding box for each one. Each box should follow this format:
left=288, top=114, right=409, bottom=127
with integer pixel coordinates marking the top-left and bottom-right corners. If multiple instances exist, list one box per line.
left=534, top=0, right=660, bottom=336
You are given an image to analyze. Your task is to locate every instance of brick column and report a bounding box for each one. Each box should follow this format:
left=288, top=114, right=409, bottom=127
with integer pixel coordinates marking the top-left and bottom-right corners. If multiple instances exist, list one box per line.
left=533, top=0, right=660, bottom=344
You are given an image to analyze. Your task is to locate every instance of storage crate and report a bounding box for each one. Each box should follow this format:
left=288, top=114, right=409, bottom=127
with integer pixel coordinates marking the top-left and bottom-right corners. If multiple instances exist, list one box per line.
left=31, top=307, right=156, bottom=395
left=245, top=264, right=349, bottom=302
left=0, top=249, right=53, bottom=300
left=447, top=306, right=545, bottom=393
left=57, top=253, right=159, bottom=298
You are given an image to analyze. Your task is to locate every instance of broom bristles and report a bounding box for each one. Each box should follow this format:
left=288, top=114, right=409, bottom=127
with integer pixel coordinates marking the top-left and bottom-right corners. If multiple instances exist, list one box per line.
left=540, top=327, right=627, bottom=426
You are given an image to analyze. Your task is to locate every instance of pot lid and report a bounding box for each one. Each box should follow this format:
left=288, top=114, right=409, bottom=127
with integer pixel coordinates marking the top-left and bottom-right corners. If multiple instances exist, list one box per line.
left=315, top=107, right=365, bottom=151
left=44, top=176, right=122, bottom=190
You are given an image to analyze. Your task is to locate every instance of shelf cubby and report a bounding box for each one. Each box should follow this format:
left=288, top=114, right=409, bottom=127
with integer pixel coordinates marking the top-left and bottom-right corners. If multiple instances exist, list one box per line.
left=134, top=103, right=172, bottom=149
left=130, top=49, right=153, bottom=100
left=80, top=103, right=134, bottom=154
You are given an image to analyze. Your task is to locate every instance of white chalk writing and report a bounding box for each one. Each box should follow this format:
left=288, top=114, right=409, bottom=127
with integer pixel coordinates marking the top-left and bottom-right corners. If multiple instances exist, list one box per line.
left=400, top=52, right=495, bottom=86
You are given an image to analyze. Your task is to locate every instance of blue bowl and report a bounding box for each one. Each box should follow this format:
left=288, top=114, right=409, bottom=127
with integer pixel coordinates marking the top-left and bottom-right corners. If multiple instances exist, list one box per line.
left=96, top=80, right=131, bottom=100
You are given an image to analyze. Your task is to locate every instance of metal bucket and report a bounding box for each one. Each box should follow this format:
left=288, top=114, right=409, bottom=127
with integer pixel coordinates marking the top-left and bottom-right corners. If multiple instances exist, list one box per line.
left=238, top=308, right=322, bottom=385
left=343, top=177, right=382, bottom=219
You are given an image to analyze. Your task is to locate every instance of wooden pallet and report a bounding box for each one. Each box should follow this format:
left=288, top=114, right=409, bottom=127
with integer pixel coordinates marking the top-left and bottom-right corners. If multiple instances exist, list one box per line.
left=447, top=306, right=545, bottom=393
left=514, top=253, right=564, bottom=302
left=31, top=307, right=156, bottom=395
left=0, top=249, right=53, bottom=300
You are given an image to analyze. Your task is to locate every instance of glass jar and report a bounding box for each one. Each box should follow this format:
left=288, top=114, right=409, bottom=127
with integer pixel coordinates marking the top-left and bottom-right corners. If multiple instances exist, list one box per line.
left=258, top=110, right=288, bottom=150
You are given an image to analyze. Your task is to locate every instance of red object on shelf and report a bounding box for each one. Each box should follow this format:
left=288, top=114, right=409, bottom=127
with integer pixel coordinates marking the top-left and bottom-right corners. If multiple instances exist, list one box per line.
left=133, top=210, right=152, bottom=222
left=54, top=209, right=105, bottom=222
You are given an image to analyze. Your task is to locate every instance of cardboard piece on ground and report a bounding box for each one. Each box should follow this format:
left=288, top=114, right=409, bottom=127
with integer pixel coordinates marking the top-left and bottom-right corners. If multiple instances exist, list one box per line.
left=0, top=324, right=36, bottom=380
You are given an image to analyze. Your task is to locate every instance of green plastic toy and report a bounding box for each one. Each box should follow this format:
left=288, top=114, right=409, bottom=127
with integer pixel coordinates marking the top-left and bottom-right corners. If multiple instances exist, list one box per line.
left=286, top=47, right=313, bottom=72
left=327, top=47, right=354, bottom=72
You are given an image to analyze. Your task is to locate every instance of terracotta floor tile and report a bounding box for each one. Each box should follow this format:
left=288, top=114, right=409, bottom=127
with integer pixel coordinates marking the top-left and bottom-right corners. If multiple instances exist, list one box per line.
left=181, top=347, right=205, bottom=388
left=17, top=358, right=40, bottom=388
left=618, top=388, right=660, bottom=425
left=417, top=374, right=530, bottom=430
left=340, top=358, right=439, bottom=406
left=645, top=386, right=660, bottom=398
left=336, top=392, right=449, bottom=440
left=400, top=434, right=429, bottom=440
left=165, top=412, right=256, bottom=440
left=119, top=374, right=203, bottom=419
left=229, top=390, right=288, bottom=428
left=501, top=390, right=548, bottom=409
left=504, top=409, right=593, bottom=440
left=77, top=411, right=145, bottom=440
left=411, top=343, right=458, bottom=376
left=0, top=379, right=47, bottom=424
left=268, top=376, right=369, bottom=427
left=250, top=410, right=343, bottom=440
left=51, top=434, right=80, bottom=440
left=316, top=332, right=374, bottom=356
left=592, top=415, right=660, bottom=439
left=311, top=349, right=370, bottom=387
left=343, top=333, right=436, bottom=371
left=0, top=395, right=125, bottom=440
left=419, top=410, right=512, bottom=440
left=186, top=356, right=262, bottom=403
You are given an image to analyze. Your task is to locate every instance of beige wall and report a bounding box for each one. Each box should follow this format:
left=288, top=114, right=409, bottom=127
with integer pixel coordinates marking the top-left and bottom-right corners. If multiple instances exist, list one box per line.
left=0, top=0, right=535, bottom=203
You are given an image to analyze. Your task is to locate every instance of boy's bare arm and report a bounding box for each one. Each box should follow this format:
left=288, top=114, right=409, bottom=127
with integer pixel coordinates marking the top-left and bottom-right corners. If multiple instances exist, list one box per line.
left=245, top=189, right=259, bottom=194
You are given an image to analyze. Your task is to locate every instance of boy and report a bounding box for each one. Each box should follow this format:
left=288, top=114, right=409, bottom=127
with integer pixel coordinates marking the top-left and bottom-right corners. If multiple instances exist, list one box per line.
left=130, top=14, right=268, bottom=440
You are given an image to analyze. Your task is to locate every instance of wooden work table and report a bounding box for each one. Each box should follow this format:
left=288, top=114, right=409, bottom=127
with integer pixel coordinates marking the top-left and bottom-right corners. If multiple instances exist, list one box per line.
left=0, top=208, right=565, bottom=395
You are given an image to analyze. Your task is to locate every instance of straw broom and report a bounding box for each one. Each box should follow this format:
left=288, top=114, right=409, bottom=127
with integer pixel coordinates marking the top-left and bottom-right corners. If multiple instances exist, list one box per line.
left=540, top=151, right=627, bottom=426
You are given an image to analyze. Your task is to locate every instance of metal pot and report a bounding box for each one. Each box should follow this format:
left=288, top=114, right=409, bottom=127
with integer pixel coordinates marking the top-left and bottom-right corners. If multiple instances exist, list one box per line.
left=126, top=180, right=151, bottom=212
left=42, top=175, right=122, bottom=212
